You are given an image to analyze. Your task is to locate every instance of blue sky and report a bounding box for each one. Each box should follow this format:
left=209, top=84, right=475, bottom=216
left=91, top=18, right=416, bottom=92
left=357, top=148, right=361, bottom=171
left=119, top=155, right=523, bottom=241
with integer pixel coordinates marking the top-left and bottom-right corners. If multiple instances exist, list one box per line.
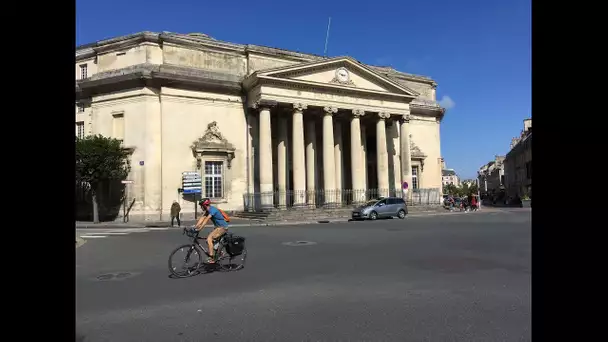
left=76, top=0, right=530, bottom=180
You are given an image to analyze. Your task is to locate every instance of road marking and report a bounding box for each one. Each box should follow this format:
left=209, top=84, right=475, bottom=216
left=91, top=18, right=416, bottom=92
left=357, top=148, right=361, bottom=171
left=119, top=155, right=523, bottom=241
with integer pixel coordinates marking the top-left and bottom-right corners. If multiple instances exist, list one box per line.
left=146, top=227, right=170, bottom=231
left=99, top=232, right=130, bottom=235
left=81, top=235, right=108, bottom=239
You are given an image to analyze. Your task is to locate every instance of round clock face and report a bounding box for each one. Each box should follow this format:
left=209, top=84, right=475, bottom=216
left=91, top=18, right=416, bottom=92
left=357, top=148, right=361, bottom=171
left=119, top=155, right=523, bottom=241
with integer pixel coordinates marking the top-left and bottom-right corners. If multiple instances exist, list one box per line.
left=336, top=68, right=350, bottom=82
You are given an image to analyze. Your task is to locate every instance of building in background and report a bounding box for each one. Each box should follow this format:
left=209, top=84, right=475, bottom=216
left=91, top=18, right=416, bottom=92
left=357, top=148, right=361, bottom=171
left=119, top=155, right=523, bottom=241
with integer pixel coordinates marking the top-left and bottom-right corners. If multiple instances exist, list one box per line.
left=504, top=118, right=532, bottom=198
left=442, top=169, right=460, bottom=186
left=477, top=155, right=505, bottom=196
left=75, top=31, right=447, bottom=220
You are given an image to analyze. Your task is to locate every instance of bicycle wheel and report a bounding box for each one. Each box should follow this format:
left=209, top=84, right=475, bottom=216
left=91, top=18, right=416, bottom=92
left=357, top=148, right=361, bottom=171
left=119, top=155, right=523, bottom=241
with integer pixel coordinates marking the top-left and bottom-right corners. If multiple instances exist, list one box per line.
left=216, top=244, right=247, bottom=271
left=168, top=244, right=203, bottom=278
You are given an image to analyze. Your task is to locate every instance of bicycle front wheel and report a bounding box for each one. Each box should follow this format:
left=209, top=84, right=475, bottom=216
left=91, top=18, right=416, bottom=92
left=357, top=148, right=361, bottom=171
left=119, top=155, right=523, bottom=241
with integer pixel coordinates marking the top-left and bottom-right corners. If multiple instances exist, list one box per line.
left=168, top=244, right=203, bottom=278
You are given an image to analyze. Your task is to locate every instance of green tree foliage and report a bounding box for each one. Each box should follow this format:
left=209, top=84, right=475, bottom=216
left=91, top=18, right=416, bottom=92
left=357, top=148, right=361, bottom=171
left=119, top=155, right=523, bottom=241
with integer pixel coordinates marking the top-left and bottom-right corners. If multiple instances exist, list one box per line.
left=76, top=135, right=131, bottom=223
left=443, top=182, right=480, bottom=197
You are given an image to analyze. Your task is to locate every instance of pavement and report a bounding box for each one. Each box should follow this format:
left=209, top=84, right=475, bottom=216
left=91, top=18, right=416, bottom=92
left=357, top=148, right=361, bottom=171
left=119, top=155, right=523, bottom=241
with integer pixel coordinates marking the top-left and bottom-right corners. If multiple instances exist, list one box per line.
left=76, top=208, right=531, bottom=341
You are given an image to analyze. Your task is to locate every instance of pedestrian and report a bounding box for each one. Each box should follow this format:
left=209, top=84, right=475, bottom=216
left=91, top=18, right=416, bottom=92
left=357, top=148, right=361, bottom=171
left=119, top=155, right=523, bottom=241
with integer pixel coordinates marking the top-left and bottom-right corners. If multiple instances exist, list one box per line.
left=170, top=200, right=181, bottom=227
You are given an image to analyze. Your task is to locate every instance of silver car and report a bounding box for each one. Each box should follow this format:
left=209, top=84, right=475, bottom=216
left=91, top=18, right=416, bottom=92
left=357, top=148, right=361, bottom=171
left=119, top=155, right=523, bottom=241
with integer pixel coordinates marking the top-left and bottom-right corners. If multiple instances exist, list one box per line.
left=351, top=197, right=408, bottom=220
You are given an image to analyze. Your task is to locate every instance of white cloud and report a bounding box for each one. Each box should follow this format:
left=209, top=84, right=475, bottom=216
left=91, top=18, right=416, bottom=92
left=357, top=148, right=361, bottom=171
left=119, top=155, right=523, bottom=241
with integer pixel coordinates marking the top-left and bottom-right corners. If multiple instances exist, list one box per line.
left=438, top=95, right=455, bottom=110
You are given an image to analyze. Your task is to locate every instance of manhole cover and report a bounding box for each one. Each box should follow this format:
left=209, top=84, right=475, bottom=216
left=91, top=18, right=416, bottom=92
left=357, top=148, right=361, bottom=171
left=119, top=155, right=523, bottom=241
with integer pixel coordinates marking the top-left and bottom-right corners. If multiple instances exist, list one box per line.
left=282, top=241, right=317, bottom=246
left=93, top=272, right=140, bottom=281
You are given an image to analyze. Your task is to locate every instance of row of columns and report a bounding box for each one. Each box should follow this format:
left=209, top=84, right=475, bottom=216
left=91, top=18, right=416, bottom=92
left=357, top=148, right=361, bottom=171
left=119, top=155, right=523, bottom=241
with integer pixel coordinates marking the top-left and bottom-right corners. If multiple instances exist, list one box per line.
left=257, top=102, right=413, bottom=206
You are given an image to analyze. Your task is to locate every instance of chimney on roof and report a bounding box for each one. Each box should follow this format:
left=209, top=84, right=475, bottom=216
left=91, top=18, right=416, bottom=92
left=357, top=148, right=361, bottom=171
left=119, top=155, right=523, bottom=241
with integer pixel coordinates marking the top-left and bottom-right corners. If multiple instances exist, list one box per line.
left=523, top=118, right=532, bottom=132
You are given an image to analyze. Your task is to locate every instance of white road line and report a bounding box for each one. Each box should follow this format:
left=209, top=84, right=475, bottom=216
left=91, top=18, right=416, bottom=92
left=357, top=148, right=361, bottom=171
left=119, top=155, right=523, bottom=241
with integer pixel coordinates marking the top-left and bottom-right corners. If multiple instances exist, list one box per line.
left=146, top=228, right=170, bottom=231
left=99, top=232, right=130, bottom=235
left=121, top=228, right=150, bottom=233
left=80, top=235, right=108, bottom=239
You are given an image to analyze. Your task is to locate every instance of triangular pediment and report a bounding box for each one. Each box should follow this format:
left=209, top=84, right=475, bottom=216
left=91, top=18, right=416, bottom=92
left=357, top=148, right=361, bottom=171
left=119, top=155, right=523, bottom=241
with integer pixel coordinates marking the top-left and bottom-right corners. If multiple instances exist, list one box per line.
left=252, top=57, right=418, bottom=97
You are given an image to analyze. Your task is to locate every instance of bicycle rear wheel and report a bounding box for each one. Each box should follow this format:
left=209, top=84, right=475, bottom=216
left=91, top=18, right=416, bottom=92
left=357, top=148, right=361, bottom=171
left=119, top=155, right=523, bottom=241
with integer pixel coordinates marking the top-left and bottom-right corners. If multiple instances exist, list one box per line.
left=168, top=244, right=203, bottom=278
left=216, top=244, right=247, bottom=271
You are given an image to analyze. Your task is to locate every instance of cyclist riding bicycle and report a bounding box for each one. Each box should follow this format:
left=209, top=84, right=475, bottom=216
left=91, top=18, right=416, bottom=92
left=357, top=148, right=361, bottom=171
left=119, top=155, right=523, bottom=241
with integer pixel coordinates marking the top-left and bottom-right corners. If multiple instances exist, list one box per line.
left=191, top=198, right=229, bottom=263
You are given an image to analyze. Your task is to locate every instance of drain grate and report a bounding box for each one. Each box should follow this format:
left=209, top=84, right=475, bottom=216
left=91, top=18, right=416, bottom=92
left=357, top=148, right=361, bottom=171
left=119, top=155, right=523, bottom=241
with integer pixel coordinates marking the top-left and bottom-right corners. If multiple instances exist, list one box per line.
left=282, top=241, right=317, bottom=246
left=93, top=272, right=140, bottom=281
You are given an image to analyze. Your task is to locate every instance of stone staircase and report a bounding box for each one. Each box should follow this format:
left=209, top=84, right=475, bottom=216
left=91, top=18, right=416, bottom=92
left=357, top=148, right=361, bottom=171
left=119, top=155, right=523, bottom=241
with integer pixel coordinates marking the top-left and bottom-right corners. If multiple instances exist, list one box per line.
left=232, top=205, right=444, bottom=223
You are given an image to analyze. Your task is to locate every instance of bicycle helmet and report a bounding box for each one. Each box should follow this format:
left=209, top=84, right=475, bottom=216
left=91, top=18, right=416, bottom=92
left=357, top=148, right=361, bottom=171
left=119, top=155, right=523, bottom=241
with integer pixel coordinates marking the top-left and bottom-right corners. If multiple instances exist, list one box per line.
left=198, top=198, right=211, bottom=207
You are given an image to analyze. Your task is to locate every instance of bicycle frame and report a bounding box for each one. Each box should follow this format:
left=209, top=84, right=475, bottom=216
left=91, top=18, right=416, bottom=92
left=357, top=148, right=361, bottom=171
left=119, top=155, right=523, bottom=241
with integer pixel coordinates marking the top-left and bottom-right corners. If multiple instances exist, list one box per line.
left=183, top=227, right=226, bottom=261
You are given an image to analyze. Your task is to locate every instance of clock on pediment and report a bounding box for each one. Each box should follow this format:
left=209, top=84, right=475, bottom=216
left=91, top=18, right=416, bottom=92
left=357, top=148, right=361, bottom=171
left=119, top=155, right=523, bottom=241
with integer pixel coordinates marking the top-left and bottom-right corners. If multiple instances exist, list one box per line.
left=331, top=67, right=355, bottom=86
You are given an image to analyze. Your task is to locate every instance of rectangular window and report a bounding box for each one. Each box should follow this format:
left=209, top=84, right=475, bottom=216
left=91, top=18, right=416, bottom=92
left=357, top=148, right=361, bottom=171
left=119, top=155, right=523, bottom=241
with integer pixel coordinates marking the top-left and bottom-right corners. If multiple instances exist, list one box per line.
left=204, top=161, right=223, bottom=199
left=411, top=166, right=419, bottom=190
left=77, top=103, right=85, bottom=113
left=112, top=112, right=125, bottom=141
left=526, top=161, right=532, bottom=180
left=75, top=121, right=84, bottom=139
left=80, top=64, right=88, bottom=80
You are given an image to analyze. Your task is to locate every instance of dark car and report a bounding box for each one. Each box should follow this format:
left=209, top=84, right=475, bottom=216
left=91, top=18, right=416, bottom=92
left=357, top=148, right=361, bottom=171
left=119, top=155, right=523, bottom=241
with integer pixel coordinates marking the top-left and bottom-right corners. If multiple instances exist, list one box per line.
left=351, top=197, right=408, bottom=220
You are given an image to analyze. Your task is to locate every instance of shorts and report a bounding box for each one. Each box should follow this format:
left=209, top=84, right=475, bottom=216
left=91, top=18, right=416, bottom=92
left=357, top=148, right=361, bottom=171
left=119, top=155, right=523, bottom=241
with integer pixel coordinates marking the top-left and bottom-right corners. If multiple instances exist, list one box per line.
left=209, top=227, right=228, bottom=240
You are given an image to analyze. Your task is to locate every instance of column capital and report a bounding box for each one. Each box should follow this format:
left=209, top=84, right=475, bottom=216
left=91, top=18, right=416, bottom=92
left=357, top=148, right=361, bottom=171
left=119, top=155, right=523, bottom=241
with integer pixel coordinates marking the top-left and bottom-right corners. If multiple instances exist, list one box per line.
left=352, top=109, right=365, bottom=117
left=323, top=106, right=338, bottom=116
left=378, top=112, right=391, bottom=120
left=292, top=103, right=308, bottom=112
left=251, top=99, right=278, bottom=110
left=400, top=113, right=412, bottom=123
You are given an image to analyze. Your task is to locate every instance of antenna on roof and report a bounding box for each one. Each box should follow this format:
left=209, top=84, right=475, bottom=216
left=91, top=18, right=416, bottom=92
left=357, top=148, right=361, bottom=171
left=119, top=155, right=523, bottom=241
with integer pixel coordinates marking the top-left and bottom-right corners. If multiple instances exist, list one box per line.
left=323, top=17, right=331, bottom=57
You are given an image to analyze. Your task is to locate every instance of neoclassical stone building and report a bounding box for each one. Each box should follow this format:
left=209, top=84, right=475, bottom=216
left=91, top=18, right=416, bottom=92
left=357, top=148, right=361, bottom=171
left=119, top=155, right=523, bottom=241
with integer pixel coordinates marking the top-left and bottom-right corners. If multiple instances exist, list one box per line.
left=75, top=32, right=446, bottom=220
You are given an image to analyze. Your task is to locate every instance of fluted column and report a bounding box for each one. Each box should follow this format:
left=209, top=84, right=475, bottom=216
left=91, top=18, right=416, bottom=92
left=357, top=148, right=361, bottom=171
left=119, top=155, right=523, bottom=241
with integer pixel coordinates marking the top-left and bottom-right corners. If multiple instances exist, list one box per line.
left=376, top=112, right=391, bottom=197
left=322, top=106, right=337, bottom=205
left=277, top=115, right=288, bottom=208
left=305, top=118, right=316, bottom=206
left=258, top=106, right=274, bottom=208
left=292, top=103, right=307, bottom=206
left=400, top=113, right=413, bottom=198
left=390, top=120, right=402, bottom=192
left=350, top=109, right=365, bottom=201
left=334, top=120, right=343, bottom=204
left=361, top=125, right=368, bottom=197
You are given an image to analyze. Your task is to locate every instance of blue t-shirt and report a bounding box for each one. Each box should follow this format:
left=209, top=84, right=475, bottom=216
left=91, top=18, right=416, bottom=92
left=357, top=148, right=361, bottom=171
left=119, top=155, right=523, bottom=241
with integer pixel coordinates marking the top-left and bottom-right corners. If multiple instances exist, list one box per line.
left=206, top=206, right=228, bottom=228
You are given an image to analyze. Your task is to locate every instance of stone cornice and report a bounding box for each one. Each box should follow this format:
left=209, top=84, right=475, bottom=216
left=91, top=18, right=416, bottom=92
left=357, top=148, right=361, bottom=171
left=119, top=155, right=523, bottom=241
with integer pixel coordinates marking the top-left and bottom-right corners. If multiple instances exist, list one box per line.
left=245, top=45, right=325, bottom=63
left=76, top=63, right=242, bottom=98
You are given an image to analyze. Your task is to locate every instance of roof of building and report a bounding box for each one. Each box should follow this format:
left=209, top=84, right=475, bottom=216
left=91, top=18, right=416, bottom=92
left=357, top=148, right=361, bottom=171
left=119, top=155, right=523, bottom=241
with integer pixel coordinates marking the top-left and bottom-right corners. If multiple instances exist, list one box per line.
left=75, top=31, right=437, bottom=85
left=442, top=169, right=457, bottom=176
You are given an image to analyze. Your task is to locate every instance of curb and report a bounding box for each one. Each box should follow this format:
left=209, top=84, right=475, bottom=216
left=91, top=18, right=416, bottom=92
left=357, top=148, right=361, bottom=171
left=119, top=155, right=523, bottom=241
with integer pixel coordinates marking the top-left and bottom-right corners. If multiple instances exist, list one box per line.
left=74, top=210, right=460, bottom=230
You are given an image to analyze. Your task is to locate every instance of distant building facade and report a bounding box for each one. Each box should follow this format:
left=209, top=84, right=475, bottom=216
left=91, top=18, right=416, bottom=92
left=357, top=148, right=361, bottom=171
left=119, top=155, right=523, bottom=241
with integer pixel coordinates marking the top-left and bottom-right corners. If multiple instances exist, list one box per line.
left=75, top=31, right=447, bottom=221
left=477, top=155, right=505, bottom=194
left=442, top=169, right=460, bottom=186
left=504, top=118, right=532, bottom=198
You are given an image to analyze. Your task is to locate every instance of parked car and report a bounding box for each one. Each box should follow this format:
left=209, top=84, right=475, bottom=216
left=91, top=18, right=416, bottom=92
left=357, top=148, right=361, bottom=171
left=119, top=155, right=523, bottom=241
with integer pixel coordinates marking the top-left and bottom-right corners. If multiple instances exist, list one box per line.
left=351, top=197, right=408, bottom=220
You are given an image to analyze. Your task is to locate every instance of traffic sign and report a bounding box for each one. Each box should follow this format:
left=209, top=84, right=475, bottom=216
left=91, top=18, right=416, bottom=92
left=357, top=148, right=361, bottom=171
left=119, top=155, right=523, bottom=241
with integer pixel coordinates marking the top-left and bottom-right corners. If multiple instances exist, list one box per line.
left=182, top=171, right=202, bottom=194
left=402, top=181, right=409, bottom=190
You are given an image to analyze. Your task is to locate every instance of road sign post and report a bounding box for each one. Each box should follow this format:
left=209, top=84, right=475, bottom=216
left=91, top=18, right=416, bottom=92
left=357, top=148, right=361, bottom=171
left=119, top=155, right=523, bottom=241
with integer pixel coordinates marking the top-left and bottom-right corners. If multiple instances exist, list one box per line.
left=182, top=171, right=203, bottom=219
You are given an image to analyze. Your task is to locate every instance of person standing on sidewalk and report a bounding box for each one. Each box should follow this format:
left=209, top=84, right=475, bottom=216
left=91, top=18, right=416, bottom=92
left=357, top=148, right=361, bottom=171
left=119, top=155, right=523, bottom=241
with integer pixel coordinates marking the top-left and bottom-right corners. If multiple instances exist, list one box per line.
left=170, top=200, right=181, bottom=227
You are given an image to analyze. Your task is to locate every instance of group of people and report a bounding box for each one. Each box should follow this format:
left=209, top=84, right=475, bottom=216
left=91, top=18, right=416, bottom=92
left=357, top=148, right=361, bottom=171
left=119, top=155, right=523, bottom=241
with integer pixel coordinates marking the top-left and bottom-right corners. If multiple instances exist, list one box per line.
left=444, top=194, right=479, bottom=212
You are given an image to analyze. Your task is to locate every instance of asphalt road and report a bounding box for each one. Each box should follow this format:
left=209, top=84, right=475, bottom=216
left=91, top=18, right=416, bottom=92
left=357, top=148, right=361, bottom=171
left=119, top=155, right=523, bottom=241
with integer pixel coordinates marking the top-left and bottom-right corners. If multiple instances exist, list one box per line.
left=76, top=209, right=531, bottom=342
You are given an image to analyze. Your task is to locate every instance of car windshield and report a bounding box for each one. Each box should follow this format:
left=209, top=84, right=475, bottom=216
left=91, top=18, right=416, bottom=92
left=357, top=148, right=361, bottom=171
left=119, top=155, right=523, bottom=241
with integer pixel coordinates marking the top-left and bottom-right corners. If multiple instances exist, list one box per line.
left=364, top=200, right=379, bottom=206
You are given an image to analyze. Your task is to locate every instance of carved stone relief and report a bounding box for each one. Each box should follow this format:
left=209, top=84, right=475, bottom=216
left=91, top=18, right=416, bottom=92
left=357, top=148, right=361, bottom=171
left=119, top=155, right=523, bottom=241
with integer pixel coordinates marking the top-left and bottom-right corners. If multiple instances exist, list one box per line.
left=191, top=121, right=236, bottom=168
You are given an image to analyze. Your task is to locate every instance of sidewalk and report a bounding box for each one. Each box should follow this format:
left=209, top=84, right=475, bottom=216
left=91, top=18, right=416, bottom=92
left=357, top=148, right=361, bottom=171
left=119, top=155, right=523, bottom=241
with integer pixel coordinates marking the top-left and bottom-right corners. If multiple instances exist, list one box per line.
left=75, top=207, right=459, bottom=229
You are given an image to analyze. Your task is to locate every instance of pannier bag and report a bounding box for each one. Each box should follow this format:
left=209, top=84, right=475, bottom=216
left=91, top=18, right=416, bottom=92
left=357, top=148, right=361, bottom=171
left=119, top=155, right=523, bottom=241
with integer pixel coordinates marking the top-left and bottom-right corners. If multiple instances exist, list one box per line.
left=226, top=235, right=246, bottom=256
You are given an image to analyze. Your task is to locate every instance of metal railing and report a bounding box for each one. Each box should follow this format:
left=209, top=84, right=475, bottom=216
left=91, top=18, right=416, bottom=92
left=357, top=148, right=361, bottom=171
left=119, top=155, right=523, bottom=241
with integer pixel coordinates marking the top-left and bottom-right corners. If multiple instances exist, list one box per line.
left=242, top=188, right=441, bottom=211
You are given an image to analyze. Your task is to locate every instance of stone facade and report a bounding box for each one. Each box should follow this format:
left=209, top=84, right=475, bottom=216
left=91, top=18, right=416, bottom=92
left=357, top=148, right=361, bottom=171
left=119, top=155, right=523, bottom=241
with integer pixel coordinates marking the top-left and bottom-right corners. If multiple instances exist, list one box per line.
left=477, top=156, right=506, bottom=194
left=75, top=32, right=446, bottom=221
left=504, top=119, right=532, bottom=198
left=442, top=169, right=460, bottom=186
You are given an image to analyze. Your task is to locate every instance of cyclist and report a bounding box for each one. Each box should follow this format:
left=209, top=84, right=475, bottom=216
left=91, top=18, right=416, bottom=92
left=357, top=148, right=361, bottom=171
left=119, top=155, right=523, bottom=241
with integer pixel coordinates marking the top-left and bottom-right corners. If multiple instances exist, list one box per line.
left=192, top=198, right=229, bottom=263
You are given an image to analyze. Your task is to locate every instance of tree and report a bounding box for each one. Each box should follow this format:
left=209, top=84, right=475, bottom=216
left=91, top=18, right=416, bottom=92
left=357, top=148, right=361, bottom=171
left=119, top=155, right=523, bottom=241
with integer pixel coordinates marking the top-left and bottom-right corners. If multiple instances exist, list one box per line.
left=76, top=135, right=131, bottom=223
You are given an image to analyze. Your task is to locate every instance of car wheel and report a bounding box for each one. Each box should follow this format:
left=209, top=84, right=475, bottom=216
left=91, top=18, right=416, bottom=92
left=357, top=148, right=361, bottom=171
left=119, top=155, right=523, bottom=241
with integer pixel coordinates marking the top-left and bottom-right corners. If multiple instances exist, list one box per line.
left=369, top=211, right=378, bottom=220
left=397, top=209, right=406, bottom=219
